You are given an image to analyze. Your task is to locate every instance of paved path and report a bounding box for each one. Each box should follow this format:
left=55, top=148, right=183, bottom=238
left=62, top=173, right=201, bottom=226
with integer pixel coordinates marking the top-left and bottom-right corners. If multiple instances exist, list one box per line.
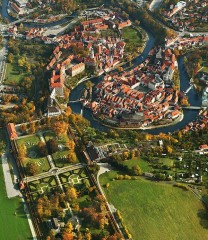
left=1, top=153, right=21, bottom=198
left=22, top=198, right=37, bottom=240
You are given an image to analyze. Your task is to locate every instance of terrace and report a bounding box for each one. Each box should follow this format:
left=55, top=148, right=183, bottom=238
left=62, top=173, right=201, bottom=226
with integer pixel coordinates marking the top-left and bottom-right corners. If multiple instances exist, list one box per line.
left=16, top=134, right=50, bottom=175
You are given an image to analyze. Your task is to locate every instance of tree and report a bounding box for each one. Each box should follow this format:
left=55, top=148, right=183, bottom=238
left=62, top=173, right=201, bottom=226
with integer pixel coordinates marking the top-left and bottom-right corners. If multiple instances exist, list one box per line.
left=28, top=122, right=36, bottom=134
left=67, top=151, right=77, bottom=164
left=26, top=161, right=39, bottom=175
left=47, top=138, right=58, bottom=154
left=65, top=106, right=72, bottom=116
left=132, top=165, right=142, bottom=176
left=62, top=232, right=73, bottom=240
left=52, top=121, right=68, bottom=135
left=38, top=141, right=48, bottom=157
left=85, top=232, right=91, bottom=240
left=7, top=53, right=14, bottom=63
left=18, top=144, right=27, bottom=161
left=166, top=145, right=173, bottom=155
left=64, top=221, right=74, bottom=233
left=66, top=139, right=75, bottom=151
left=66, top=187, right=77, bottom=202
left=135, top=20, right=140, bottom=26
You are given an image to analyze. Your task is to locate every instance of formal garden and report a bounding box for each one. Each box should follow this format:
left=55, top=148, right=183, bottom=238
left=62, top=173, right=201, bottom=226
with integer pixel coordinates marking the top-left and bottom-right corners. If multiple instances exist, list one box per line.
left=59, top=168, right=88, bottom=188
left=28, top=176, right=58, bottom=201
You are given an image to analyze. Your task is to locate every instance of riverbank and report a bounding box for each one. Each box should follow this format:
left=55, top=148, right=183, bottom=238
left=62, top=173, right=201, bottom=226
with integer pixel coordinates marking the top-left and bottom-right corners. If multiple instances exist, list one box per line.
left=88, top=110, right=184, bottom=131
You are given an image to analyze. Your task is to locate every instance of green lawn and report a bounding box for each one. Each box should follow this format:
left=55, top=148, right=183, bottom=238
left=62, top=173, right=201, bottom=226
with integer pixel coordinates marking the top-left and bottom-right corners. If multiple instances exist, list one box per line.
left=0, top=162, right=32, bottom=240
left=122, top=158, right=152, bottom=172
left=100, top=172, right=208, bottom=240
left=4, top=62, right=27, bottom=85
left=16, top=135, right=50, bottom=175
left=122, top=27, right=142, bottom=54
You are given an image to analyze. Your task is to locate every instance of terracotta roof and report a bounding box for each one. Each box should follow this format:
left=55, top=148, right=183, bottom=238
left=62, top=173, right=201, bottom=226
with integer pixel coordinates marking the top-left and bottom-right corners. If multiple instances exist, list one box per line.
left=7, top=123, right=18, bottom=140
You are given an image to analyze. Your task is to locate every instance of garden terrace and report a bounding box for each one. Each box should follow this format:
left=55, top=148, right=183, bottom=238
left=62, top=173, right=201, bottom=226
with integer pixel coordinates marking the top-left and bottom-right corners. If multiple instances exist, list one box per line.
left=43, top=131, right=79, bottom=168
left=59, top=168, right=88, bottom=188
left=16, top=134, right=50, bottom=176
left=28, top=176, right=58, bottom=201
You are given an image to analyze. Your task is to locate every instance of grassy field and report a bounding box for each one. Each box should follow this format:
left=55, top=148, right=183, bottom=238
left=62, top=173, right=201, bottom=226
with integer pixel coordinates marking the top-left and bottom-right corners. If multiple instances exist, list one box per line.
left=100, top=172, right=208, bottom=240
left=0, top=162, right=32, bottom=240
left=4, top=62, right=27, bottom=85
left=16, top=135, right=50, bottom=175
left=122, top=27, right=143, bottom=54
left=122, top=158, right=152, bottom=172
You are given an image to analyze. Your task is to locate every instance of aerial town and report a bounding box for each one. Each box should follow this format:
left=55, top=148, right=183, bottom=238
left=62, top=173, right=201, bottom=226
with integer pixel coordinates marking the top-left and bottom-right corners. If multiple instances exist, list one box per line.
left=162, top=0, right=208, bottom=31
left=0, top=0, right=208, bottom=239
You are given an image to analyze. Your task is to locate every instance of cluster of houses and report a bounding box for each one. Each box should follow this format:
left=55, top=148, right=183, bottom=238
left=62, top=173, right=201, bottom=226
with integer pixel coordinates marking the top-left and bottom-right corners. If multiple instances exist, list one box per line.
left=182, top=109, right=208, bottom=133
left=163, top=0, right=207, bottom=31
left=165, top=35, right=208, bottom=49
left=86, top=47, right=186, bottom=128
left=45, top=13, right=131, bottom=99
left=80, top=9, right=132, bottom=31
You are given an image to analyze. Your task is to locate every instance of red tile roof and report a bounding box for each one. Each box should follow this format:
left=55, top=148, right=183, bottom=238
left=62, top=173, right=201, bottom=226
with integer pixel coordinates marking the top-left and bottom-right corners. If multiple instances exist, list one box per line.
left=7, top=123, right=18, bottom=140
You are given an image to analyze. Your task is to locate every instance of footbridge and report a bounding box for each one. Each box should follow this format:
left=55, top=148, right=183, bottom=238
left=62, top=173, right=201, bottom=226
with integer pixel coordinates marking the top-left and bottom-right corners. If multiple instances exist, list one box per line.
left=182, top=106, right=202, bottom=110
left=184, top=84, right=193, bottom=94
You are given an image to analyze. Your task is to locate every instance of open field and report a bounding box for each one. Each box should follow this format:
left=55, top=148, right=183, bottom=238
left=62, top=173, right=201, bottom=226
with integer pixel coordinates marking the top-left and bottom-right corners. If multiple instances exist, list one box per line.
left=16, top=135, right=50, bottom=175
left=100, top=172, right=208, bottom=240
left=122, top=158, right=152, bottom=172
left=4, top=62, right=27, bottom=85
left=0, top=162, right=32, bottom=240
left=122, top=26, right=143, bottom=53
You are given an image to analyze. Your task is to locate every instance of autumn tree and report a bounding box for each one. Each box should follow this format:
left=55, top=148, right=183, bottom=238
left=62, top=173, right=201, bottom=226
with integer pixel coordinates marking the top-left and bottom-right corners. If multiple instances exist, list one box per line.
left=65, top=106, right=72, bottom=117
left=47, top=138, right=58, bottom=154
left=36, top=196, right=52, bottom=218
left=38, top=141, right=48, bottom=157
left=7, top=53, right=14, bottom=63
left=52, top=121, right=68, bottom=135
left=67, top=151, right=77, bottom=164
left=66, top=186, right=77, bottom=202
left=66, top=139, right=75, bottom=151
left=18, top=144, right=27, bottom=161
left=62, top=232, right=73, bottom=240
left=132, top=165, right=142, bottom=176
left=26, top=161, right=39, bottom=175
left=64, top=221, right=74, bottom=233
left=28, top=122, right=36, bottom=134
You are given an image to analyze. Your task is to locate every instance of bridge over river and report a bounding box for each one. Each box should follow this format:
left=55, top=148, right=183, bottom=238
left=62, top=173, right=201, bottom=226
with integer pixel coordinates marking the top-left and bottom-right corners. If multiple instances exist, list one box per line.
left=182, top=106, right=203, bottom=110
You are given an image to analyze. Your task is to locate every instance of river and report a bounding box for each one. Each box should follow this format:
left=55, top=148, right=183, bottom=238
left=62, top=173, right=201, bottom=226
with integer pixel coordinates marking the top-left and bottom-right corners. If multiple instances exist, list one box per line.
left=69, top=33, right=201, bottom=134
